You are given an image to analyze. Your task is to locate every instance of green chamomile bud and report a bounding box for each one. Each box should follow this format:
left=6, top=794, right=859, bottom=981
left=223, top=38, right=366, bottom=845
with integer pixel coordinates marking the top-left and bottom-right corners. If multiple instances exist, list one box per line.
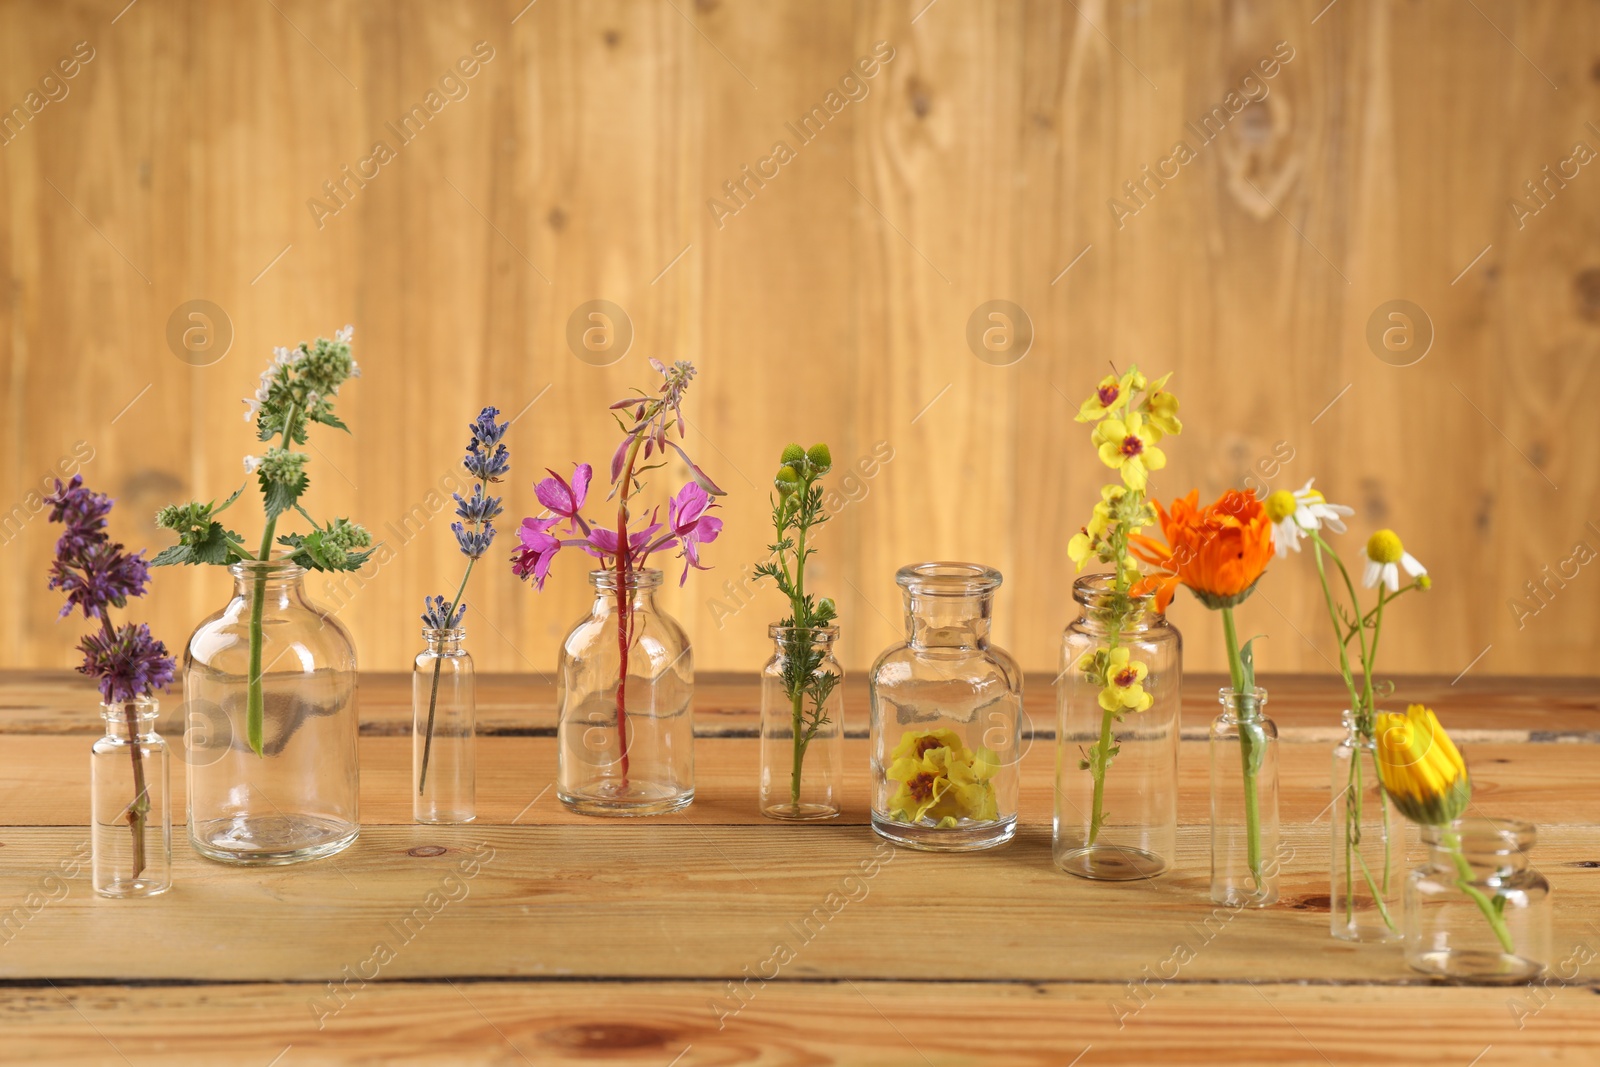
left=806, top=442, right=832, bottom=473
left=780, top=443, right=806, bottom=466
left=774, top=465, right=801, bottom=495
left=818, top=597, right=835, bottom=615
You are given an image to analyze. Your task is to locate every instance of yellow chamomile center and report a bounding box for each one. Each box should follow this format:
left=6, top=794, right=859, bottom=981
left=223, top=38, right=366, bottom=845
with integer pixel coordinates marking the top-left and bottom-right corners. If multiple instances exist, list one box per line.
left=1366, top=529, right=1404, bottom=564
left=1264, top=490, right=1297, bottom=523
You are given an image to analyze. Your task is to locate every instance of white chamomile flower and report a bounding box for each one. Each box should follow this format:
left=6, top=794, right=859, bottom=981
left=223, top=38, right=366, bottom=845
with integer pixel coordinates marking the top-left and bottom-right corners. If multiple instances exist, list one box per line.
left=1363, top=529, right=1426, bottom=592
left=243, top=455, right=262, bottom=473
left=1264, top=479, right=1354, bottom=558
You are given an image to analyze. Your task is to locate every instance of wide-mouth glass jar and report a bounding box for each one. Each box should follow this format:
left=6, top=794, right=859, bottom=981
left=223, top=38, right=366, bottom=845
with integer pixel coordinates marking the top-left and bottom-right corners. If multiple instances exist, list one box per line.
left=1405, top=817, right=1550, bottom=983
left=868, top=562, right=1022, bottom=852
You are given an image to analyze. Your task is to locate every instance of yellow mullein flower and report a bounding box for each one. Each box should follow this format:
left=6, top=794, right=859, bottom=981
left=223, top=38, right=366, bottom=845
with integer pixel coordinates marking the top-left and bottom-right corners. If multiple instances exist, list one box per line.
left=1374, top=704, right=1470, bottom=826
left=1092, top=411, right=1166, bottom=492
left=1142, top=372, right=1182, bottom=438
left=1075, top=371, right=1136, bottom=423
left=886, top=729, right=998, bottom=825
left=1096, top=647, right=1154, bottom=712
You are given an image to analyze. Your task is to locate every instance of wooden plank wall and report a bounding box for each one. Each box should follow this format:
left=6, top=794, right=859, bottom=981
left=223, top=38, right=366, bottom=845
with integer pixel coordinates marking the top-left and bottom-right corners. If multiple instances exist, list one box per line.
left=1, top=0, right=1596, bottom=680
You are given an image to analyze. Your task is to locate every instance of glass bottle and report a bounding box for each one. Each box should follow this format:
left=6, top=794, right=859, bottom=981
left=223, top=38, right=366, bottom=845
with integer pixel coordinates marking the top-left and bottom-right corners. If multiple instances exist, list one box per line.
left=1054, top=574, right=1181, bottom=880
left=413, top=627, right=475, bottom=824
left=1405, top=818, right=1551, bottom=983
left=868, top=562, right=1022, bottom=851
left=759, top=624, right=844, bottom=821
left=1209, top=687, right=1279, bottom=906
left=1330, top=710, right=1402, bottom=941
left=557, top=568, right=694, bottom=816
left=184, top=560, right=361, bottom=864
left=91, top=698, right=171, bottom=897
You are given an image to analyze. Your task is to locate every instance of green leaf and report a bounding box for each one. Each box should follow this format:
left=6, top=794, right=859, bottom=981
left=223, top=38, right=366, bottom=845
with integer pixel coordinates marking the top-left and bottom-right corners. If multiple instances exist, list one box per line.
left=214, top=483, right=248, bottom=515
left=313, top=410, right=348, bottom=432
left=1239, top=635, right=1266, bottom=693
left=153, top=522, right=248, bottom=566
left=277, top=531, right=375, bottom=572
left=149, top=544, right=195, bottom=567
left=260, top=469, right=308, bottom=521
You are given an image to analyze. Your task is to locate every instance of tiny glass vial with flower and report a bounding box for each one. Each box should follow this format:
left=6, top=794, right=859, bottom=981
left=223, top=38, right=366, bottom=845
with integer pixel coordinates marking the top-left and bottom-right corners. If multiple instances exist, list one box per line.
left=1331, top=711, right=1402, bottom=941
left=413, top=627, right=475, bottom=823
left=1210, top=687, right=1279, bottom=906
left=868, top=563, right=1022, bottom=852
left=1055, top=575, right=1181, bottom=880
left=1405, top=818, right=1551, bottom=983
left=759, top=625, right=844, bottom=820
left=557, top=568, right=695, bottom=815
left=91, top=698, right=172, bottom=897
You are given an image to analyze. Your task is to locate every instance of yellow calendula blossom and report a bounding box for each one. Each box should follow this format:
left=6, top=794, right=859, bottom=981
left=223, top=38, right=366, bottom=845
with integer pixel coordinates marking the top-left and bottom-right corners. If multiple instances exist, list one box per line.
left=1375, top=704, right=1471, bottom=826
left=886, top=728, right=999, bottom=826
left=1092, top=411, right=1166, bottom=492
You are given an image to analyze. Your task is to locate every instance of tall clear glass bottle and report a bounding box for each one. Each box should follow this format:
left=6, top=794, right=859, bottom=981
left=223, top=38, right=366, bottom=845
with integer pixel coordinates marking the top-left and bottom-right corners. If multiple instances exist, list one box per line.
left=1210, top=687, right=1279, bottom=907
left=868, top=562, right=1022, bottom=852
left=91, top=698, right=171, bottom=897
left=184, top=560, right=361, bottom=865
left=1055, top=574, right=1181, bottom=880
left=413, top=627, right=475, bottom=824
left=759, top=624, right=844, bottom=820
left=1406, top=818, right=1550, bottom=983
left=1331, top=710, right=1402, bottom=941
left=557, top=568, right=694, bottom=816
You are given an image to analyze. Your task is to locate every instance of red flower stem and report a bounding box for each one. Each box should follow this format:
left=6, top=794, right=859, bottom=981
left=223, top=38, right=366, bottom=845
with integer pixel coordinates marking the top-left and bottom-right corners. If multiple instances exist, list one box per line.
left=612, top=434, right=648, bottom=790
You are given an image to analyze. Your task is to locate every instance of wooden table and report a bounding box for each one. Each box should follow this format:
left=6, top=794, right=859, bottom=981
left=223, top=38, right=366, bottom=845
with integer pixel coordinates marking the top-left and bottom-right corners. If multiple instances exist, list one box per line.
left=2, top=671, right=1598, bottom=1065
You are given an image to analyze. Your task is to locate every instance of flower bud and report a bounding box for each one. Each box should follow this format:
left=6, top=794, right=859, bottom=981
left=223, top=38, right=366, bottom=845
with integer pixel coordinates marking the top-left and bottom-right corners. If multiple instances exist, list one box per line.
left=806, top=443, right=833, bottom=473
left=774, top=465, right=800, bottom=495
left=780, top=443, right=806, bottom=466
left=1416, top=574, right=1432, bottom=591
left=818, top=597, right=835, bottom=615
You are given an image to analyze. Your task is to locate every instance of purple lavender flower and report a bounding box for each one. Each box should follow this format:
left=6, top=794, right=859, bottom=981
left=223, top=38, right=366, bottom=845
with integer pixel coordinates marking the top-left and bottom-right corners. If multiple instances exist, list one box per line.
left=421, top=594, right=466, bottom=631
left=464, top=407, right=511, bottom=482
left=451, top=522, right=497, bottom=559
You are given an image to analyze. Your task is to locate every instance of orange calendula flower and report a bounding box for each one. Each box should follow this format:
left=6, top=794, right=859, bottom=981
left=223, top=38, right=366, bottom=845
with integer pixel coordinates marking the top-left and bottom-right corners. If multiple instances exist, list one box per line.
left=1130, top=489, right=1274, bottom=612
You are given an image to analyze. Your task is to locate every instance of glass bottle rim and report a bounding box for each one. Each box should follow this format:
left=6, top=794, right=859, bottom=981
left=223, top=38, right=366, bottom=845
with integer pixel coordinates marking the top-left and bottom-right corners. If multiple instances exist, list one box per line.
left=895, top=561, right=1002, bottom=596
left=768, top=623, right=839, bottom=644
left=228, top=558, right=308, bottom=581
left=1218, top=686, right=1268, bottom=706
left=1072, top=572, right=1155, bottom=608
left=422, top=626, right=467, bottom=643
left=99, top=696, right=159, bottom=720
left=1421, top=816, right=1536, bottom=853
left=589, top=567, right=664, bottom=591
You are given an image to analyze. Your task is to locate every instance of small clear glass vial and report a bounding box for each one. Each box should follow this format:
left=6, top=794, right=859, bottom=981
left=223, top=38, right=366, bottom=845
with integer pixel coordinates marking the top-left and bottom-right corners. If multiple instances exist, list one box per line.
left=413, top=627, right=476, bottom=823
left=91, top=698, right=171, bottom=897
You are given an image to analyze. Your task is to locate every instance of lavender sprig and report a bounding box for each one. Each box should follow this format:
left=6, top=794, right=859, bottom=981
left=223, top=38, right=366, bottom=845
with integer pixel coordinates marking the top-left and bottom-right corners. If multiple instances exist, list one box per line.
left=418, top=406, right=509, bottom=794
left=46, top=477, right=173, bottom=877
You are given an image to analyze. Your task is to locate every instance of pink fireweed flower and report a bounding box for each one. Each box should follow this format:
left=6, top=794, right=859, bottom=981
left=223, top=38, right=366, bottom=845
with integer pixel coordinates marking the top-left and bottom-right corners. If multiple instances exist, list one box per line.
left=587, top=523, right=664, bottom=562
left=511, top=516, right=563, bottom=590
left=535, top=463, right=592, bottom=532
left=668, top=482, right=722, bottom=585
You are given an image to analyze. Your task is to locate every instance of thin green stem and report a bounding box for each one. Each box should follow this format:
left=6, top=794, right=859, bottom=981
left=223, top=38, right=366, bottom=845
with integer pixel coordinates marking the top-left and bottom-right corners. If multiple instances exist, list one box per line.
left=1444, top=829, right=1515, bottom=953
left=1221, top=606, right=1262, bottom=885
left=246, top=403, right=297, bottom=757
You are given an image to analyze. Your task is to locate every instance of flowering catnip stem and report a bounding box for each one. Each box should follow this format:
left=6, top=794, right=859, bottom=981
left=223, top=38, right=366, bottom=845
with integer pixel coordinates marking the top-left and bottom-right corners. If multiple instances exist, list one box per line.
left=245, top=403, right=297, bottom=757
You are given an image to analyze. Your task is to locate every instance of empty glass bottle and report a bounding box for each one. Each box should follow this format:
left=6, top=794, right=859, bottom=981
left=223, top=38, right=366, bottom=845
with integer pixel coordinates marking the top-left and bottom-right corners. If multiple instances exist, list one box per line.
left=759, top=624, right=844, bottom=820
left=1210, top=687, right=1280, bottom=907
left=413, top=627, right=476, bottom=824
left=91, top=698, right=171, bottom=897
left=557, top=568, right=694, bottom=815
left=1406, top=818, right=1550, bottom=983
left=868, top=562, right=1022, bottom=851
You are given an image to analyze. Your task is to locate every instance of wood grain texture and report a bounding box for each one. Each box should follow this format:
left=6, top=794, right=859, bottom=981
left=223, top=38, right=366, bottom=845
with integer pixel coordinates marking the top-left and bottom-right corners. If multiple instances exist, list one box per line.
left=1, top=0, right=1598, bottom=688
left=0, top=673, right=1597, bottom=1064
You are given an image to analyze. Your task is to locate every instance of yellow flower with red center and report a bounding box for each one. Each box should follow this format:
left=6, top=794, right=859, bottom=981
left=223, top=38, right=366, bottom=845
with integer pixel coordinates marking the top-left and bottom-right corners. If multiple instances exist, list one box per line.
left=1092, top=411, right=1166, bottom=492
left=886, top=728, right=999, bottom=825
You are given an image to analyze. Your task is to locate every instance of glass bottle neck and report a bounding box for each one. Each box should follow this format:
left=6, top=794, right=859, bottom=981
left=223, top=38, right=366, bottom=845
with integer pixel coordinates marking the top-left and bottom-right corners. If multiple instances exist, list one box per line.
left=903, top=592, right=991, bottom=651
left=230, top=562, right=309, bottom=606
left=1423, top=819, right=1534, bottom=875
left=1217, top=687, right=1268, bottom=724
left=101, top=703, right=160, bottom=742
left=770, top=625, right=837, bottom=658
left=423, top=628, right=466, bottom=654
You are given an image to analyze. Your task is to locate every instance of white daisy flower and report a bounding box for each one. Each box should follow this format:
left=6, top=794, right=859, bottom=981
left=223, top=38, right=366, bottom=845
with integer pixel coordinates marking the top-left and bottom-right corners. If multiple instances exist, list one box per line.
left=1363, top=529, right=1426, bottom=592
left=1265, top=479, right=1355, bottom=558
